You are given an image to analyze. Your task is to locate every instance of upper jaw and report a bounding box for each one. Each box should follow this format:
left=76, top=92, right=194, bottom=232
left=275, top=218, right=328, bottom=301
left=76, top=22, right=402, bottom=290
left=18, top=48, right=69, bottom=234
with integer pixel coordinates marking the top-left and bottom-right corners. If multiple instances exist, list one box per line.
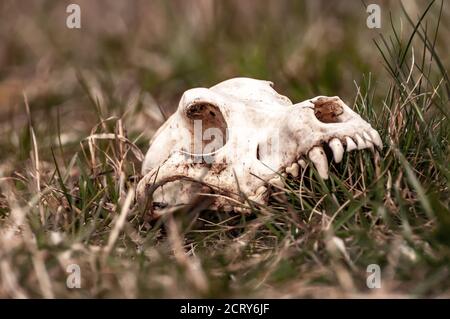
left=278, top=106, right=382, bottom=181
left=283, top=125, right=382, bottom=180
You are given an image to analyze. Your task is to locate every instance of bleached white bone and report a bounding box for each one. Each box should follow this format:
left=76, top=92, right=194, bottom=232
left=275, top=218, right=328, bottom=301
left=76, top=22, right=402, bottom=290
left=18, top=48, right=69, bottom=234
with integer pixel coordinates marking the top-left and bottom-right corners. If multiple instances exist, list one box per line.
left=328, top=138, right=344, bottom=163
left=137, top=77, right=382, bottom=215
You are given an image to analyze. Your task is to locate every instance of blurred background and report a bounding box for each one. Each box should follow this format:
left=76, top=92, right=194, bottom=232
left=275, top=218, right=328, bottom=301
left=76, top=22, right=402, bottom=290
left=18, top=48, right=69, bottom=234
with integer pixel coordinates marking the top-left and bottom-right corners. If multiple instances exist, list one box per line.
left=1, top=0, right=448, bottom=170
left=0, top=0, right=449, bottom=299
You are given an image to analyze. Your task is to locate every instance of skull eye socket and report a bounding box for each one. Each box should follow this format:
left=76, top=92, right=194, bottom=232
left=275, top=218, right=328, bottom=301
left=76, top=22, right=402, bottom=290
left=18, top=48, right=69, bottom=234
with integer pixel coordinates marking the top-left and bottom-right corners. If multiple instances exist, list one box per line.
left=186, top=103, right=208, bottom=119
left=185, top=102, right=228, bottom=155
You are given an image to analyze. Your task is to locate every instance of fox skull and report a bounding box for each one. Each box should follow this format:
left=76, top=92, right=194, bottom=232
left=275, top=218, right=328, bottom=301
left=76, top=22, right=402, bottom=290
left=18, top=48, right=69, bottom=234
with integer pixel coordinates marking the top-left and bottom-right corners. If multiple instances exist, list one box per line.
left=137, top=77, right=382, bottom=217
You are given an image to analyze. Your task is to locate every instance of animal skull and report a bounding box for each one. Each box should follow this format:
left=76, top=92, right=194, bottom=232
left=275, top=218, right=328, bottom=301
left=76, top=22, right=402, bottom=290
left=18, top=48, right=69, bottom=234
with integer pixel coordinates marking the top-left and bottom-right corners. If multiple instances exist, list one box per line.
left=137, top=77, right=382, bottom=217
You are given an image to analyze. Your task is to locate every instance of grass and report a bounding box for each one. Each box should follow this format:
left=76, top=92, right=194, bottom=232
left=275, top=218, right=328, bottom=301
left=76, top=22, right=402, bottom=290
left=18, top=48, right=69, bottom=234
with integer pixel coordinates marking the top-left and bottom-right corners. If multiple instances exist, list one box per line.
left=0, top=1, right=449, bottom=298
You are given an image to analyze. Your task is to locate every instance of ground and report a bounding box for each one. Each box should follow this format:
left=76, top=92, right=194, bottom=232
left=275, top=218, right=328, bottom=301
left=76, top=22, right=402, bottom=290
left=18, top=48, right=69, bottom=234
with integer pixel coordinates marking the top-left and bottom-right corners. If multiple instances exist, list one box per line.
left=0, top=0, right=449, bottom=298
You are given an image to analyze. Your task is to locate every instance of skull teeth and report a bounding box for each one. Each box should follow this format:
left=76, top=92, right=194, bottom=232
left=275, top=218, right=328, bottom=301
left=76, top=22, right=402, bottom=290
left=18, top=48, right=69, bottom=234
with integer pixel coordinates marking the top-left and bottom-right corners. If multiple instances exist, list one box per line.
left=256, top=185, right=268, bottom=195
left=328, top=138, right=344, bottom=163
left=285, top=162, right=300, bottom=177
left=298, top=158, right=307, bottom=169
left=269, top=176, right=284, bottom=188
left=355, top=133, right=367, bottom=150
left=363, top=131, right=372, bottom=143
left=363, top=132, right=375, bottom=150
left=369, top=129, right=383, bottom=149
left=345, top=136, right=357, bottom=152
left=308, top=146, right=329, bottom=179
left=248, top=186, right=268, bottom=204
left=365, top=140, right=374, bottom=150
left=280, top=129, right=382, bottom=182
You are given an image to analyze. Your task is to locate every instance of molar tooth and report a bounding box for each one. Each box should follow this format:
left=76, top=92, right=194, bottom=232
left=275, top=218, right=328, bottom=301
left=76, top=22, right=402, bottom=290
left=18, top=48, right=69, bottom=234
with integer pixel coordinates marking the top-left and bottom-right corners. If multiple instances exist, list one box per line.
left=308, top=146, right=329, bottom=179
left=369, top=129, right=383, bottom=149
left=269, top=176, right=284, bottom=188
left=256, top=185, right=268, bottom=196
left=328, top=138, right=344, bottom=163
left=249, top=186, right=267, bottom=204
left=363, top=131, right=373, bottom=142
left=298, top=158, right=307, bottom=169
left=286, top=163, right=300, bottom=177
left=355, top=133, right=367, bottom=150
left=345, top=136, right=357, bottom=152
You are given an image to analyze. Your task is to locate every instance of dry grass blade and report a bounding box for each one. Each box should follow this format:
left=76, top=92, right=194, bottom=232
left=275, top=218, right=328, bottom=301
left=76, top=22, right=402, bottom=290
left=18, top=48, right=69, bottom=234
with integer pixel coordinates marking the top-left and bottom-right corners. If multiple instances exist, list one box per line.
left=104, top=188, right=135, bottom=256
left=0, top=1, right=448, bottom=298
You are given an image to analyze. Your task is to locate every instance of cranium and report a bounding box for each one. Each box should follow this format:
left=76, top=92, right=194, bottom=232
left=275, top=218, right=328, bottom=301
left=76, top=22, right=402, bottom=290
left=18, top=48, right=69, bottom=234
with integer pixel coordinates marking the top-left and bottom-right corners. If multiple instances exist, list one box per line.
left=137, top=77, right=382, bottom=217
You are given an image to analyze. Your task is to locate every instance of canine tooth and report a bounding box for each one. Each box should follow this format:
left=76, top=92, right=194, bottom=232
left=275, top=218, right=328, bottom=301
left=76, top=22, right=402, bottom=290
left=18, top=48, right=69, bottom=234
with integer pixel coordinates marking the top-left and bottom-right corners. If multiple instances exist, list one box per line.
left=345, top=136, right=357, bottom=152
left=355, top=134, right=367, bottom=150
left=269, top=176, right=284, bottom=188
left=298, top=158, right=307, bottom=169
left=249, top=186, right=267, bottom=204
left=328, top=138, right=344, bottom=163
left=369, top=129, right=383, bottom=149
left=308, top=146, right=329, bottom=179
left=286, top=163, right=299, bottom=177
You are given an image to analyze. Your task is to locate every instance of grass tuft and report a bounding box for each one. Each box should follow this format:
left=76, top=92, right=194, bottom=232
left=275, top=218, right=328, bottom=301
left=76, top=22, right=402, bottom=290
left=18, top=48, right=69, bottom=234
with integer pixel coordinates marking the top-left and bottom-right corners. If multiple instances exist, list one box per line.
left=0, top=1, right=449, bottom=298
